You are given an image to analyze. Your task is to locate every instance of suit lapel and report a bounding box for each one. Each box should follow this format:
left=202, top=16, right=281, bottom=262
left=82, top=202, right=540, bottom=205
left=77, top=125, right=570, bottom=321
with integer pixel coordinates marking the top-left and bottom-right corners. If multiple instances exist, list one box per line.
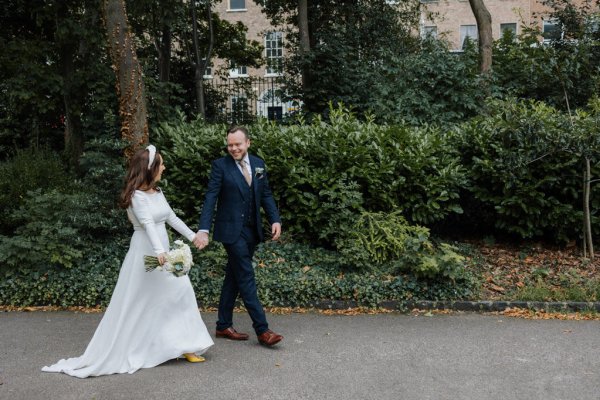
left=250, top=156, right=260, bottom=199
left=226, top=156, right=249, bottom=199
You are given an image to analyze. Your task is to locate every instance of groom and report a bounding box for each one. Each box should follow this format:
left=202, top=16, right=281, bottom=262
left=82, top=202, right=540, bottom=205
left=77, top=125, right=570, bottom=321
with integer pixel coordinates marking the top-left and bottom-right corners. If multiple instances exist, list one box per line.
left=195, top=126, right=283, bottom=347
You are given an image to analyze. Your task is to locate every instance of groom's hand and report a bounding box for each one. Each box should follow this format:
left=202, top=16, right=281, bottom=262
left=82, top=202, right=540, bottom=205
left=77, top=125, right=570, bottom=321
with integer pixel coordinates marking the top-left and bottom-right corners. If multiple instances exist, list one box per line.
left=271, top=223, right=281, bottom=241
left=194, top=231, right=209, bottom=250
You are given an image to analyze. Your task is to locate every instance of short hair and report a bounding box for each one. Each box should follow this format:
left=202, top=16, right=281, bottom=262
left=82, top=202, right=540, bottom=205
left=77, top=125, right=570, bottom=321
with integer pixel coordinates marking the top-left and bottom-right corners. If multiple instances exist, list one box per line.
left=227, top=125, right=250, bottom=140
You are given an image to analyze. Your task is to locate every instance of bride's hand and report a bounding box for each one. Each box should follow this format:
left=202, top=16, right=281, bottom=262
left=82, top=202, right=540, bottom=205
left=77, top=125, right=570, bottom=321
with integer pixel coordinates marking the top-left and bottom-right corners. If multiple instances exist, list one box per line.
left=157, top=253, right=167, bottom=265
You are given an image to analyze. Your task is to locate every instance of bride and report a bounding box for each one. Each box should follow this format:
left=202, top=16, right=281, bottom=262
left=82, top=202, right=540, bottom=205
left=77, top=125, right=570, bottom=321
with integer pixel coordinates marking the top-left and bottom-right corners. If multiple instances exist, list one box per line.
left=42, top=145, right=213, bottom=378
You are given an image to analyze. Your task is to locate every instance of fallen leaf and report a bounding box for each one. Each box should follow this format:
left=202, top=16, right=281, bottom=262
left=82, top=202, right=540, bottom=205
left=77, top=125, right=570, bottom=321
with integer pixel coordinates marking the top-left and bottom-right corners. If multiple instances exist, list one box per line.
left=489, top=284, right=506, bottom=293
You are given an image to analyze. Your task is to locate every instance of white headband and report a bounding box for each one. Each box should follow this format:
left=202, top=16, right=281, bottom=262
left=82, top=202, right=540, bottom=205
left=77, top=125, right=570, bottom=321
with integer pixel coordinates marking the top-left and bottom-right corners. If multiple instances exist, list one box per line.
left=146, top=145, right=157, bottom=170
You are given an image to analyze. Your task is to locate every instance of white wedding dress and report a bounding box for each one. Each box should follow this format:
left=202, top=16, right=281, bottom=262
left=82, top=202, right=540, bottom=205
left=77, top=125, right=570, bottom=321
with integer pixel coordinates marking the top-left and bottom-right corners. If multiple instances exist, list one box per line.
left=42, top=190, right=213, bottom=378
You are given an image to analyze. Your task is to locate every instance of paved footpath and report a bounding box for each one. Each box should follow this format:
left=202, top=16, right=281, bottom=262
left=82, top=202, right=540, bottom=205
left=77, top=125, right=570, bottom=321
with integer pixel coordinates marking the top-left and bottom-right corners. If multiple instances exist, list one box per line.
left=0, top=311, right=599, bottom=400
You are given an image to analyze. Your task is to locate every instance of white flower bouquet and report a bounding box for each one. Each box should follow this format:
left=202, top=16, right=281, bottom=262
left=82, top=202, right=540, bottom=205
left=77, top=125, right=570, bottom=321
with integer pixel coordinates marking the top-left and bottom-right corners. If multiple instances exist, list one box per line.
left=144, top=240, right=193, bottom=277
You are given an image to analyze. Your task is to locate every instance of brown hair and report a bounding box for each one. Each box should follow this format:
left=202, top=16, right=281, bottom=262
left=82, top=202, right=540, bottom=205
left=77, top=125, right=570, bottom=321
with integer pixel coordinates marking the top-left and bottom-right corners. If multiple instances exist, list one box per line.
left=119, top=147, right=162, bottom=209
left=227, top=125, right=250, bottom=140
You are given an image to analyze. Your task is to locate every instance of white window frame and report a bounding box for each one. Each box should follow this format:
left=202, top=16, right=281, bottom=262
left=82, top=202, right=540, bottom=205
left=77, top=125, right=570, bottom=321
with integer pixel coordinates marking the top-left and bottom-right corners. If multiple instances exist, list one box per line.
left=500, top=22, right=517, bottom=38
left=229, top=63, right=248, bottom=78
left=231, top=95, right=249, bottom=119
left=265, top=31, right=283, bottom=76
left=543, top=19, right=563, bottom=44
left=422, top=25, right=438, bottom=39
left=459, top=24, right=478, bottom=49
left=228, top=0, right=246, bottom=12
left=202, top=58, right=213, bottom=79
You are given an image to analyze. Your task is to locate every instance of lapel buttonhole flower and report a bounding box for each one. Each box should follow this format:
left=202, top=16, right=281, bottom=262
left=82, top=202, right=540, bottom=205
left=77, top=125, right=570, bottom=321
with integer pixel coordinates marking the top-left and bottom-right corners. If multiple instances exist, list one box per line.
left=255, top=167, right=265, bottom=178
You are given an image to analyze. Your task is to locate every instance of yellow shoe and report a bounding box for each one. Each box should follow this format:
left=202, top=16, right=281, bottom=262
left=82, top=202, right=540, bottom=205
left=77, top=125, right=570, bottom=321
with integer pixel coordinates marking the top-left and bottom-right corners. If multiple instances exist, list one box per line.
left=182, top=353, right=205, bottom=363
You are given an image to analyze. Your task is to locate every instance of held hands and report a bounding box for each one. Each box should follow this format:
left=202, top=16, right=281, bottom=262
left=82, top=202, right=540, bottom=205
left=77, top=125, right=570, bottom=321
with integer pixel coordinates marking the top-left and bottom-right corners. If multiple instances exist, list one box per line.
left=193, top=231, right=210, bottom=250
left=192, top=225, right=279, bottom=248
left=271, top=222, right=282, bottom=241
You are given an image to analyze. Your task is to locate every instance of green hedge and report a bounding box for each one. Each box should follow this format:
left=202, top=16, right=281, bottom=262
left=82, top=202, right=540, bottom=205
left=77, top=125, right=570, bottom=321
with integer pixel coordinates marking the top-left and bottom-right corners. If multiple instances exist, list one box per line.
left=156, top=102, right=600, bottom=244
left=155, top=106, right=467, bottom=245
left=455, top=99, right=600, bottom=242
left=0, top=147, right=71, bottom=234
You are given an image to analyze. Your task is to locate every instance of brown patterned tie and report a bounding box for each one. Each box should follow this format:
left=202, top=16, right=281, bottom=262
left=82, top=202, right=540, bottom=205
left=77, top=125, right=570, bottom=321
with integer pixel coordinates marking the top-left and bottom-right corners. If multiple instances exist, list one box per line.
left=238, top=159, right=251, bottom=186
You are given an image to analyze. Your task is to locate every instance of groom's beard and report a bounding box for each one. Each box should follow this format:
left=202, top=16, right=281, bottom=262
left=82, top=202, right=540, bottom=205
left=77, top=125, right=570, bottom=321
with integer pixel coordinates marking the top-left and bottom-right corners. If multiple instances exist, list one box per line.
left=229, top=150, right=247, bottom=161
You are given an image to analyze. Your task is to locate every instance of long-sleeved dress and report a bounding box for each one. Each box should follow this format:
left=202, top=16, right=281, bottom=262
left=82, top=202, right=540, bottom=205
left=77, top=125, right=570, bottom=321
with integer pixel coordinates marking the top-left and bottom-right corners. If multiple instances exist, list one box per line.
left=42, top=190, right=213, bottom=378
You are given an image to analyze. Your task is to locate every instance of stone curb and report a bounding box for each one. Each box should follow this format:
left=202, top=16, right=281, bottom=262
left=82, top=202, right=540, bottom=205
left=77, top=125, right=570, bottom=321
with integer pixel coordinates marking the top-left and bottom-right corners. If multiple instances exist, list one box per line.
left=309, top=300, right=600, bottom=313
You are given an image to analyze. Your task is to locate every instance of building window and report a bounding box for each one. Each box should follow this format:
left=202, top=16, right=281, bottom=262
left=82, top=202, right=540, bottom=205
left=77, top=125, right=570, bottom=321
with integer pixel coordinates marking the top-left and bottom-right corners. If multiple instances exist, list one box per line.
left=460, top=25, right=478, bottom=49
left=231, top=95, right=249, bottom=122
left=265, top=31, right=283, bottom=75
left=543, top=19, right=562, bottom=43
left=202, top=59, right=212, bottom=79
left=229, top=62, right=247, bottom=78
left=422, top=26, right=438, bottom=39
left=267, top=106, right=283, bottom=121
left=229, top=0, right=245, bottom=11
left=500, top=23, right=517, bottom=38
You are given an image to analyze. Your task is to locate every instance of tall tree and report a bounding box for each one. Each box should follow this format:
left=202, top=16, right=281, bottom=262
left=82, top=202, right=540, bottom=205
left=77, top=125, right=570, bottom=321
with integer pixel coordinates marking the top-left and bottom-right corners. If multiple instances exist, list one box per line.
left=468, top=0, right=493, bottom=73
left=297, top=0, right=310, bottom=96
left=255, top=0, right=422, bottom=114
left=191, top=0, right=214, bottom=117
left=0, top=0, right=116, bottom=163
left=103, top=0, right=148, bottom=156
left=126, top=0, right=262, bottom=121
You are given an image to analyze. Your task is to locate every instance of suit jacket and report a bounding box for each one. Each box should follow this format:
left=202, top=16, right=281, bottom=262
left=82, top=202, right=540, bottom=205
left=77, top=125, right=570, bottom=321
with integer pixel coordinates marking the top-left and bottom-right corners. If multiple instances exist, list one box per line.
left=199, top=154, right=281, bottom=244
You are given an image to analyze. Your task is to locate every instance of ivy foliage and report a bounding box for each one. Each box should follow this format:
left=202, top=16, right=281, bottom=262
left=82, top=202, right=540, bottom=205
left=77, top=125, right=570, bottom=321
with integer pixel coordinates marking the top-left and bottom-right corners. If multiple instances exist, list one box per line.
left=0, top=239, right=477, bottom=308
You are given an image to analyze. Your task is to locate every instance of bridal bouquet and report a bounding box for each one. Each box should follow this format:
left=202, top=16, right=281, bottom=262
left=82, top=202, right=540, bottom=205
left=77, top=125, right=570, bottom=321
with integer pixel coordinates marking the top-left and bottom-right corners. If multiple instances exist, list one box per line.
left=144, top=240, right=193, bottom=277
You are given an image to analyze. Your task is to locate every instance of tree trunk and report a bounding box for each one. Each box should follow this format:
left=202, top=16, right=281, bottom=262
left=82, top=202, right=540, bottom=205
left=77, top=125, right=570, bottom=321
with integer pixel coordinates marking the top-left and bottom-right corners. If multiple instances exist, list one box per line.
left=103, top=0, right=149, bottom=157
left=56, top=2, right=83, bottom=168
left=583, top=168, right=588, bottom=257
left=468, top=0, right=493, bottom=73
left=298, top=0, right=311, bottom=107
left=584, top=158, right=594, bottom=259
left=191, top=0, right=213, bottom=117
left=158, top=24, right=171, bottom=82
left=61, top=55, right=83, bottom=168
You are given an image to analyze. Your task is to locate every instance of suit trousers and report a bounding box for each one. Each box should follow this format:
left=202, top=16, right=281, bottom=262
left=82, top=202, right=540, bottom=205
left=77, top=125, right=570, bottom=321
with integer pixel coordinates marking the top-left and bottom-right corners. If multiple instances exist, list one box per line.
left=217, top=225, right=269, bottom=335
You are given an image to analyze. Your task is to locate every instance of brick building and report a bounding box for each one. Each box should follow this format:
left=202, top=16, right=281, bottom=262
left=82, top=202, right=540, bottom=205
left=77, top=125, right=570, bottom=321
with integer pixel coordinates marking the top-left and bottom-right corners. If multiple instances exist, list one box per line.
left=419, top=0, right=576, bottom=50
left=208, top=0, right=292, bottom=122
left=210, top=0, right=595, bottom=121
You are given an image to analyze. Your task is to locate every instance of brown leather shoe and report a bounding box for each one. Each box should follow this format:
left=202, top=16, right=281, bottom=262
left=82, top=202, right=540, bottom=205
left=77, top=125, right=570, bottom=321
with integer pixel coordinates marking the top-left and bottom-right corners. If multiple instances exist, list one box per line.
left=216, top=327, right=249, bottom=341
left=257, top=330, right=283, bottom=347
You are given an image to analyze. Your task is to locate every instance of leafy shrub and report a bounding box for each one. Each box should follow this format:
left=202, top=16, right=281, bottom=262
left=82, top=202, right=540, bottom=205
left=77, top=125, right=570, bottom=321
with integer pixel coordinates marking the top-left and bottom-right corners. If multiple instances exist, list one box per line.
left=455, top=98, right=600, bottom=242
left=154, top=107, right=467, bottom=245
left=0, top=187, right=127, bottom=270
left=78, top=138, right=127, bottom=192
left=492, top=28, right=600, bottom=111
left=0, top=147, right=72, bottom=234
left=337, top=210, right=467, bottom=280
left=372, top=39, right=484, bottom=126
left=0, top=138, right=128, bottom=272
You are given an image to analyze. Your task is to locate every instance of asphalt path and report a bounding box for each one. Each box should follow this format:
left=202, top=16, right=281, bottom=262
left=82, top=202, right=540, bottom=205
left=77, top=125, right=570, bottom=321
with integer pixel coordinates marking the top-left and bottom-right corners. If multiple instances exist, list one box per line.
left=0, top=311, right=599, bottom=400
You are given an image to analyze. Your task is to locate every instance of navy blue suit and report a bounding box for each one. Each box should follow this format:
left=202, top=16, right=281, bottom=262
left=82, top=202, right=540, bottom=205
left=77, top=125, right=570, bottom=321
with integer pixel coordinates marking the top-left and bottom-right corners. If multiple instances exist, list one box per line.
left=199, top=154, right=281, bottom=334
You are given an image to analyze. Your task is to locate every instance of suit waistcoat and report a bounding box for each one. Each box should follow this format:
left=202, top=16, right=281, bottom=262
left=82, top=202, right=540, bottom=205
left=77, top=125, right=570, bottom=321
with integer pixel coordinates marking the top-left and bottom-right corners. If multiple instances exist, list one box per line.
left=242, top=181, right=257, bottom=227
